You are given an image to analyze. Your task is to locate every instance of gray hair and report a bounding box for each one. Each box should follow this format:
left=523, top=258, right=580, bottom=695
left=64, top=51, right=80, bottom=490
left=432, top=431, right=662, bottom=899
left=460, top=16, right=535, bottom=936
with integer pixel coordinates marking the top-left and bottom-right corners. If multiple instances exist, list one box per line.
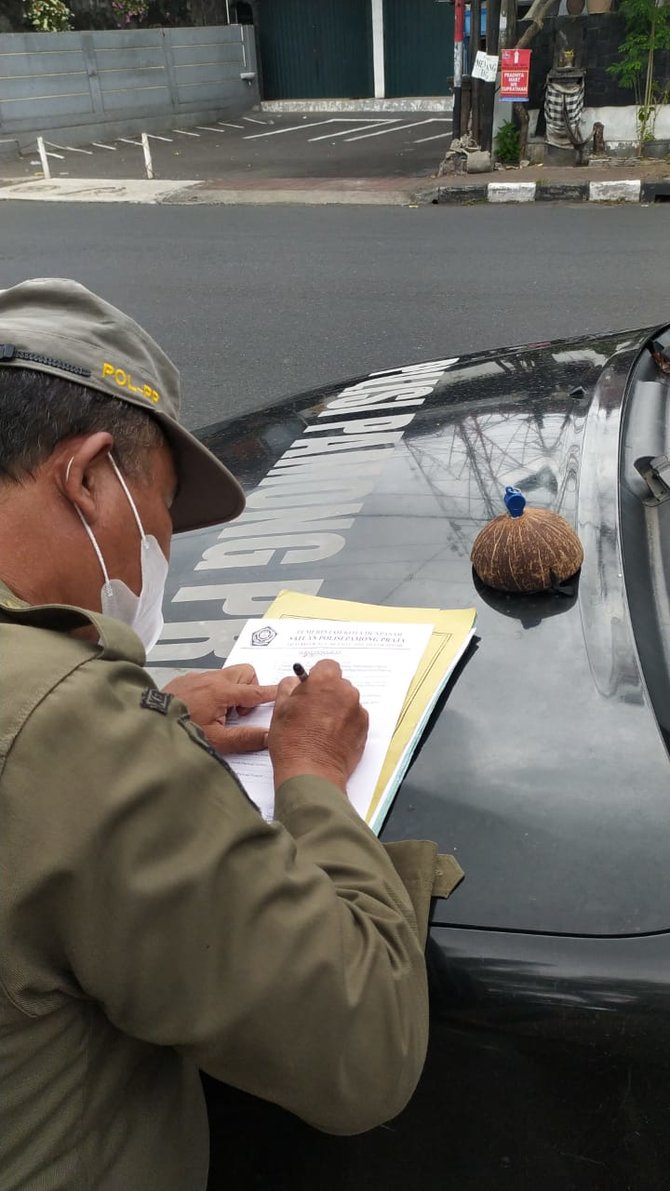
left=0, top=368, right=165, bottom=483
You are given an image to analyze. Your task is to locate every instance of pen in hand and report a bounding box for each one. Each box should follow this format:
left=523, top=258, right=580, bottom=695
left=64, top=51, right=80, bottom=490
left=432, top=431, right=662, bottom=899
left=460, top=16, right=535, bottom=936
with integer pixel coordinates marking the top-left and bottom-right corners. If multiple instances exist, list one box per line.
left=292, top=663, right=309, bottom=683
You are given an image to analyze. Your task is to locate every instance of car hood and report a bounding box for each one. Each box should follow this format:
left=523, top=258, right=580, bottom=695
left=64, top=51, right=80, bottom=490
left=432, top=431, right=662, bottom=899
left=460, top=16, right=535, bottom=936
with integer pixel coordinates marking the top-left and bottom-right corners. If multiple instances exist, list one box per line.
left=154, top=328, right=670, bottom=938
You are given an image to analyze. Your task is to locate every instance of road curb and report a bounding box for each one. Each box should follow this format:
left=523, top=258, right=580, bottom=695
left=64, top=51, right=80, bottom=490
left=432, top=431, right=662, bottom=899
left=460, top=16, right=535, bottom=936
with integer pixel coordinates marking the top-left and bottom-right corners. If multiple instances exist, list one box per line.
left=641, top=179, right=670, bottom=203
left=536, top=181, right=589, bottom=203
left=427, top=177, right=665, bottom=205
left=426, top=182, right=487, bottom=204
left=164, top=186, right=412, bottom=206
left=487, top=182, right=536, bottom=203
left=589, top=179, right=641, bottom=203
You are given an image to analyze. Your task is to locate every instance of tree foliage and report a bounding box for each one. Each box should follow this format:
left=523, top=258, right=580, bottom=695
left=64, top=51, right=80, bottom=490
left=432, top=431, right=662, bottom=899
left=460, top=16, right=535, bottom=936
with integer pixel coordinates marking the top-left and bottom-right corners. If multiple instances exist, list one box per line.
left=608, top=0, right=670, bottom=151
left=25, top=0, right=73, bottom=31
left=609, top=0, right=670, bottom=88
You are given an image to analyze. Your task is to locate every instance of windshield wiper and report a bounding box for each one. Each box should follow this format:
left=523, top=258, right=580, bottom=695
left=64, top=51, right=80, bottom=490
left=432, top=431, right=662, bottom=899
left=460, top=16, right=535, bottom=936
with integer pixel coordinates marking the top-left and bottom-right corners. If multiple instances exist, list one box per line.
left=635, top=454, right=670, bottom=504
left=648, top=340, right=670, bottom=377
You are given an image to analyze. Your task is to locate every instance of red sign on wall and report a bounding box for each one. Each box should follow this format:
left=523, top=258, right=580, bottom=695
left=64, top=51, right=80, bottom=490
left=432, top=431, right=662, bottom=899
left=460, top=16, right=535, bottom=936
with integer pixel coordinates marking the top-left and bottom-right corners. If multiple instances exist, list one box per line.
left=500, top=49, right=532, bottom=101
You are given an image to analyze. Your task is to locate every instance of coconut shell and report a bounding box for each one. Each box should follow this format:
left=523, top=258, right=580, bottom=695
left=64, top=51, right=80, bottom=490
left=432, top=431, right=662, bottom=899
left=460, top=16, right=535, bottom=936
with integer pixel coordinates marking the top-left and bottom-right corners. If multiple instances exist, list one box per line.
left=471, top=505, right=584, bottom=594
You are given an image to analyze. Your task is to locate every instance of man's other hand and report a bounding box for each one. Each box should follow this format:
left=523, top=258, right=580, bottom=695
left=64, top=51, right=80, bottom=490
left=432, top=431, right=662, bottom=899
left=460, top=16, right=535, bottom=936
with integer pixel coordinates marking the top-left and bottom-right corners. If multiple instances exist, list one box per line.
left=163, top=666, right=276, bottom=753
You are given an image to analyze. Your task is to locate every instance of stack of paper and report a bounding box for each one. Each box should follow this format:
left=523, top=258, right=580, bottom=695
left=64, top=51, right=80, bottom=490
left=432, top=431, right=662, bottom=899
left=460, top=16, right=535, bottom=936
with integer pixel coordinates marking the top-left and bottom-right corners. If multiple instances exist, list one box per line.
left=222, top=592, right=476, bottom=835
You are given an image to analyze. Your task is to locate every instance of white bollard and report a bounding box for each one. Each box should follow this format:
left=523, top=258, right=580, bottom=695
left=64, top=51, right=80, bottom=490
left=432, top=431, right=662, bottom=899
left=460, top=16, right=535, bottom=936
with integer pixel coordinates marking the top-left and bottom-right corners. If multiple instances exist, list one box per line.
left=141, top=132, right=154, bottom=180
left=37, top=136, right=51, bottom=181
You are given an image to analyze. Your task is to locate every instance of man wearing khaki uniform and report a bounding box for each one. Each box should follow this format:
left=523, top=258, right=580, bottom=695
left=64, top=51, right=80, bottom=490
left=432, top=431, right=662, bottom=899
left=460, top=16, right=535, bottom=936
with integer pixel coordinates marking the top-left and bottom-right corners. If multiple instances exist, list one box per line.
left=0, top=280, right=430, bottom=1191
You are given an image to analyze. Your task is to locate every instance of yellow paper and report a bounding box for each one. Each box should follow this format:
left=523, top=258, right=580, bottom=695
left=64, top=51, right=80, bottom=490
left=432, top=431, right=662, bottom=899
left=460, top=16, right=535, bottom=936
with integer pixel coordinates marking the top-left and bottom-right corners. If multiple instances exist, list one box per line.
left=267, top=590, right=476, bottom=831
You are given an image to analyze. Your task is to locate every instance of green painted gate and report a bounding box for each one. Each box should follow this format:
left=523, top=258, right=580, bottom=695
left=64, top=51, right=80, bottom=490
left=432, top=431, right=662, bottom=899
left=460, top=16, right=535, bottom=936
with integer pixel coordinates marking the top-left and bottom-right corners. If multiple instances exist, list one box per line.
left=383, top=0, right=454, bottom=97
left=258, top=0, right=373, bottom=101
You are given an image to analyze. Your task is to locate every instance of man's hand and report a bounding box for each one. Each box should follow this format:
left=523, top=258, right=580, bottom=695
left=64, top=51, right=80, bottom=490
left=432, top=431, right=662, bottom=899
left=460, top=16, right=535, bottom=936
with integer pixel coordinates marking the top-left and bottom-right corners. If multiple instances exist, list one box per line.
left=163, top=665, right=276, bottom=753
left=267, top=659, right=369, bottom=794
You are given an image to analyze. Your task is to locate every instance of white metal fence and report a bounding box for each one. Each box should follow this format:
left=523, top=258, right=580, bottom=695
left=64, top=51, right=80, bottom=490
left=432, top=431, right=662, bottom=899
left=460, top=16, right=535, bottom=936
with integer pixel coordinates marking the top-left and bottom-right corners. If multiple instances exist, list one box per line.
left=0, top=25, right=258, bottom=144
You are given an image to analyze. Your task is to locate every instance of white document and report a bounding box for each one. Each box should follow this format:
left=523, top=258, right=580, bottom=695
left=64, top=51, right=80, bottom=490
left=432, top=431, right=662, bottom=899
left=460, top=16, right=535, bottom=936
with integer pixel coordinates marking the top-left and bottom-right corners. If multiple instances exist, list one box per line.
left=472, top=51, right=499, bottom=82
left=222, top=618, right=434, bottom=823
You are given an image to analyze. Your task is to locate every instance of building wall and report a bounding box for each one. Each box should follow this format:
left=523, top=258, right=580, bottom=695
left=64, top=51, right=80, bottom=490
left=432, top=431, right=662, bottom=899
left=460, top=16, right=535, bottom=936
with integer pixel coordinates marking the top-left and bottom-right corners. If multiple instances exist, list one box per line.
left=0, top=25, right=258, bottom=146
left=255, top=0, right=453, bottom=101
left=527, top=13, right=670, bottom=109
left=583, top=103, right=670, bottom=142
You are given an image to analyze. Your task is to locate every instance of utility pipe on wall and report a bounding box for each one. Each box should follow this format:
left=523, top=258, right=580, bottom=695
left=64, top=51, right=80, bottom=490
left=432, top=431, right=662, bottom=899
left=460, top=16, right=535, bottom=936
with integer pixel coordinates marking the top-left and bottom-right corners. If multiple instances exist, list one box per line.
left=371, top=0, right=385, bottom=99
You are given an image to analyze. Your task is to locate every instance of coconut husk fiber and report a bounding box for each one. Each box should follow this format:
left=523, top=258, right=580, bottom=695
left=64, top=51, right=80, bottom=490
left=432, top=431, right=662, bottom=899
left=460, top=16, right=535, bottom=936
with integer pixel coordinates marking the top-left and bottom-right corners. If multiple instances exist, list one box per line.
left=471, top=490, right=583, bottom=594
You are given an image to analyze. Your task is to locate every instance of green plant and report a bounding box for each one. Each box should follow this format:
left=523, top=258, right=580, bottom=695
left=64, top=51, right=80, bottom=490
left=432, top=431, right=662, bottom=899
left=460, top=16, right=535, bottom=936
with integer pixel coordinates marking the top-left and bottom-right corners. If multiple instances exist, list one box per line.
left=608, top=0, right=670, bottom=155
left=111, top=0, right=149, bottom=25
left=25, top=0, right=73, bottom=30
left=494, top=119, right=521, bottom=164
left=635, top=80, right=670, bottom=147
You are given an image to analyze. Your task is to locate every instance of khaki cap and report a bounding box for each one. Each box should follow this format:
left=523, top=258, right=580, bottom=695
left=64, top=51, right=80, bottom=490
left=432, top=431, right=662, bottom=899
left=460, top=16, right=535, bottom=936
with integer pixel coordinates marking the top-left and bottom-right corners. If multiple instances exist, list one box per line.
left=0, top=277, right=245, bottom=533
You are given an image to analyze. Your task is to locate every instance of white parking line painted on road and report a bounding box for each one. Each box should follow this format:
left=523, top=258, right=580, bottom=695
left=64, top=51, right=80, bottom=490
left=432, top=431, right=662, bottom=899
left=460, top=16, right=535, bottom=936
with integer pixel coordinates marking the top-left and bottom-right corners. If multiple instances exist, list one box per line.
left=92, top=142, right=117, bottom=150
left=345, top=118, right=452, bottom=141
left=245, top=119, right=335, bottom=139
left=172, top=129, right=200, bottom=137
left=197, top=126, right=224, bottom=133
left=45, top=140, right=93, bottom=155
left=308, top=119, right=398, bottom=142
left=245, top=117, right=391, bottom=140
left=147, top=134, right=173, bottom=142
left=119, top=138, right=143, bottom=147
left=243, top=116, right=266, bottom=124
left=217, top=122, right=244, bottom=129
left=413, top=130, right=454, bottom=143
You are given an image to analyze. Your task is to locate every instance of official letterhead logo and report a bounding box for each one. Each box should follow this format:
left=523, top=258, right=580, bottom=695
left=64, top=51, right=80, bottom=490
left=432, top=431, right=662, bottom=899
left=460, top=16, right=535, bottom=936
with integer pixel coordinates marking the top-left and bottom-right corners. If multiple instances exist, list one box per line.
left=251, top=626, right=277, bottom=647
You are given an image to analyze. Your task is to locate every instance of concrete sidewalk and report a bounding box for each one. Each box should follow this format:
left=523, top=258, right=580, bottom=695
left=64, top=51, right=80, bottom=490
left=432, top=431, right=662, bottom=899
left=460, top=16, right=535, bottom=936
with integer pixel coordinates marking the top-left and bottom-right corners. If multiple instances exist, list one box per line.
left=0, top=175, right=425, bottom=205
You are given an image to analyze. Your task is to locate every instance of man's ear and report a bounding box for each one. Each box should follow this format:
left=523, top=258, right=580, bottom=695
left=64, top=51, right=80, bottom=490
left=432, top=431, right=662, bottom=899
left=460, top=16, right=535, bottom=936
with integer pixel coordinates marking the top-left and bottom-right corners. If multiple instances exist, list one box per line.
left=60, top=432, right=115, bottom=525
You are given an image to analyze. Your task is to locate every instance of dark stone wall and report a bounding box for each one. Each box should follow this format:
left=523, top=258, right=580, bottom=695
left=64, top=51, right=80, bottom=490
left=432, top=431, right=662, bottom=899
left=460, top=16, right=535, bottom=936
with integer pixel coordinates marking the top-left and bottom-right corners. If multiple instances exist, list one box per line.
left=0, top=1, right=27, bottom=32
left=526, top=13, right=670, bottom=108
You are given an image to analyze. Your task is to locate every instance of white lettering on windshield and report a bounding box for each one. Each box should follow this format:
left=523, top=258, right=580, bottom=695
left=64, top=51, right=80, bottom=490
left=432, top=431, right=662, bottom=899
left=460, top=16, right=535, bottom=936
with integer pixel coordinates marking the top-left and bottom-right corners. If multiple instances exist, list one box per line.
left=158, top=358, right=457, bottom=665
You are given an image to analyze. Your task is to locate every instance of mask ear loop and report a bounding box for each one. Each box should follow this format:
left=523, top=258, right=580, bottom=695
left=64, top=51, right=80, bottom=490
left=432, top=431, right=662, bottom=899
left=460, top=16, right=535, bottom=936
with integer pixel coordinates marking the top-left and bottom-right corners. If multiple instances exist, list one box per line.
left=108, top=454, right=147, bottom=546
left=67, top=455, right=113, bottom=596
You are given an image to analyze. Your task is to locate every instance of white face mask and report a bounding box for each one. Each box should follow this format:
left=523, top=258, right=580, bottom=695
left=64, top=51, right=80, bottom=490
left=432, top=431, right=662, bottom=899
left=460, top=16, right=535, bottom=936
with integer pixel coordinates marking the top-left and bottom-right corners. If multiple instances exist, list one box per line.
left=69, top=454, right=168, bottom=653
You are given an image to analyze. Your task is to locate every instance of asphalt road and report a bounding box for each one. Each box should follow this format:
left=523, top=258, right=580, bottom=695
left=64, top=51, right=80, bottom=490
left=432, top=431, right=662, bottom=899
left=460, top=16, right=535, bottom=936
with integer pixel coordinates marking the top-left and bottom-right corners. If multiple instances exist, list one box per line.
left=0, top=201, right=666, bottom=429
left=2, top=111, right=453, bottom=183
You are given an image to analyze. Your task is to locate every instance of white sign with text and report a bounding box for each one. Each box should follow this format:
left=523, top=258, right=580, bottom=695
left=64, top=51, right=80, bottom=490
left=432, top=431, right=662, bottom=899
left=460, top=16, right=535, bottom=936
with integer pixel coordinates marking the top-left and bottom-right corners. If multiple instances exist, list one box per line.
left=472, top=52, right=499, bottom=83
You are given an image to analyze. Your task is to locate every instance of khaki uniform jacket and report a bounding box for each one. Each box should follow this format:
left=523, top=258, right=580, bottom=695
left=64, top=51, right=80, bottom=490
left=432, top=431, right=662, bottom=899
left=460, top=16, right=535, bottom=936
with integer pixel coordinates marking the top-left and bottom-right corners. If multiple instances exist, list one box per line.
left=0, top=584, right=429, bottom=1191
